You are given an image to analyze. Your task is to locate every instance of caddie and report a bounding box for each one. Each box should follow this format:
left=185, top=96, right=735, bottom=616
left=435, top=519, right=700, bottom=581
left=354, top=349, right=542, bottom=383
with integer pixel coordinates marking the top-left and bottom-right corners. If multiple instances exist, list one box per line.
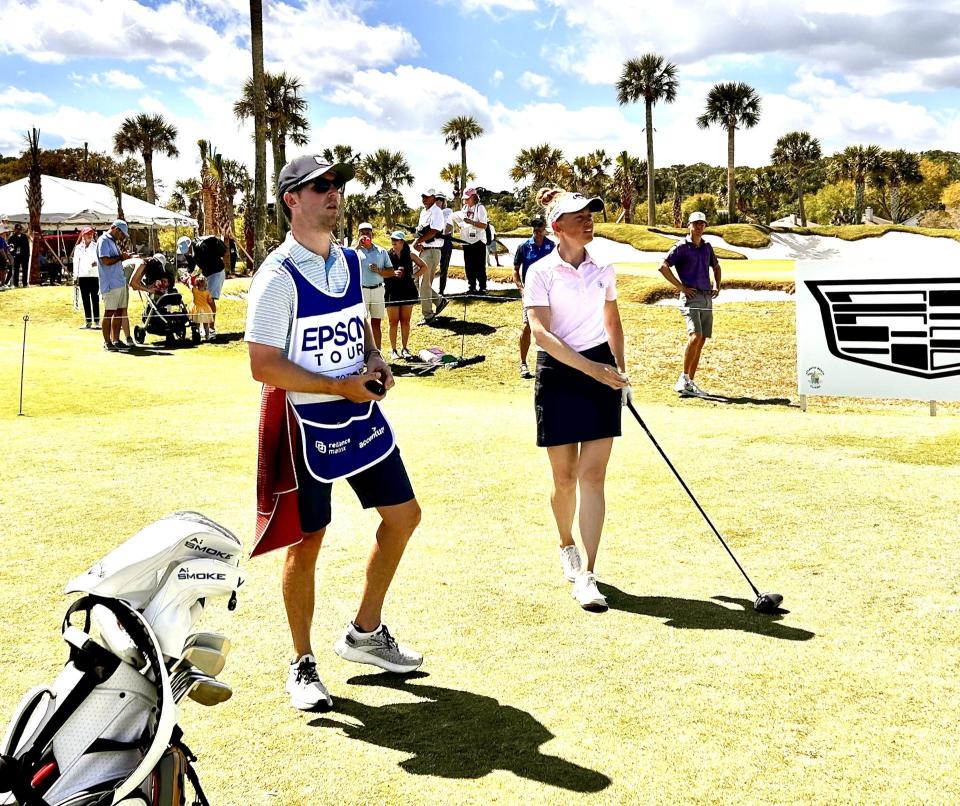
left=245, top=154, right=423, bottom=713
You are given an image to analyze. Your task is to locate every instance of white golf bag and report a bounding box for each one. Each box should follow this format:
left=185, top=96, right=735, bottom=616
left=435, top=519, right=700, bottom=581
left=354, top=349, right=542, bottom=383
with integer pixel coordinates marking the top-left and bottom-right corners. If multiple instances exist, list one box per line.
left=0, top=512, right=243, bottom=806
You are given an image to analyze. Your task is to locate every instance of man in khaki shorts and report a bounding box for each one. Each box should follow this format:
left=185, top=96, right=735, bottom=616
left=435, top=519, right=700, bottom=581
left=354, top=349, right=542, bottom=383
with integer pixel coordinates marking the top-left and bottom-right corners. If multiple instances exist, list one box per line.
left=96, top=220, right=132, bottom=351
left=411, top=188, right=448, bottom=323
left=658, top=211, right=721, bottom=396
left=354, top=222, right=391, bottom=350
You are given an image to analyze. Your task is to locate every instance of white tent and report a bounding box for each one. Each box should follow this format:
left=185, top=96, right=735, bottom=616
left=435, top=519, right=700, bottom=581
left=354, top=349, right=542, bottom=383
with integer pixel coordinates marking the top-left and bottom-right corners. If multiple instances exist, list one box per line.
left=0, top=175, right=196, bottom=229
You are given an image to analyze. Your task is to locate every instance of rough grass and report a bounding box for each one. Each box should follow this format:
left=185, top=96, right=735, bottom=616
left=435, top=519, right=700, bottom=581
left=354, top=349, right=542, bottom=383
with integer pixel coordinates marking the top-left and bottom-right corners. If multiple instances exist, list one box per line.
left=1, top=282, right=959, bottom=805
left=651, top=224, right=772, bottom=249
left=780, top=223, right=960, bottom=243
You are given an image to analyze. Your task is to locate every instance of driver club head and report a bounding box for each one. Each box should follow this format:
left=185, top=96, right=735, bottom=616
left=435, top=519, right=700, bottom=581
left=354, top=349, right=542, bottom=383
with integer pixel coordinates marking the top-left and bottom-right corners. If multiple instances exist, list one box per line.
left=753, top=592, right=784, bottom=613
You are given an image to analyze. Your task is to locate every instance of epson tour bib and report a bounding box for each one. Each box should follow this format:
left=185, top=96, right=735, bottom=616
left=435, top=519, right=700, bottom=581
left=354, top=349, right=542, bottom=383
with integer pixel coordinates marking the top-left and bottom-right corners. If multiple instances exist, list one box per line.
left=281, top=248, right=394, bottom=482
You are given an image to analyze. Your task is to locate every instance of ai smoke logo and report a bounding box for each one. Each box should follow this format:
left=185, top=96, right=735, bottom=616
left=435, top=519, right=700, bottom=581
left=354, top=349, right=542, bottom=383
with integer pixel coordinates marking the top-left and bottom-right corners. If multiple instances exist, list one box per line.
left=805, top=277, right=960, bottom=379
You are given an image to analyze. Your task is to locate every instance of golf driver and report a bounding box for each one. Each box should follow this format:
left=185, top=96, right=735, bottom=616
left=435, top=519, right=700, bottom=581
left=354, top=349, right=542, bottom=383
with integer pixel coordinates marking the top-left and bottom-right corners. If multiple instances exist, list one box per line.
left=625, top=401, right=783, bottom=613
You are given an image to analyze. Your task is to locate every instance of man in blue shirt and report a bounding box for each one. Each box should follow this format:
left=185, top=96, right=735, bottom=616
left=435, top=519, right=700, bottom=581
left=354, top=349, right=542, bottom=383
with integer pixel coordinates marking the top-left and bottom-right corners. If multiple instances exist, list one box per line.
left=512, top=216, right=556, bottom=379
left=96, top=219, right=132, bottom=351
left=658, top=211, right=722, bottom=396
left=354, top=222, right=392, bottom=351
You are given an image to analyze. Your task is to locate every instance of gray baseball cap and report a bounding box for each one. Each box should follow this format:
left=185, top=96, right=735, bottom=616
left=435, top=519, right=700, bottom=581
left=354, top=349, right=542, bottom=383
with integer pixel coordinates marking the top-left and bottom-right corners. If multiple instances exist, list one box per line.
left=278, top=155, right=355, bottom=196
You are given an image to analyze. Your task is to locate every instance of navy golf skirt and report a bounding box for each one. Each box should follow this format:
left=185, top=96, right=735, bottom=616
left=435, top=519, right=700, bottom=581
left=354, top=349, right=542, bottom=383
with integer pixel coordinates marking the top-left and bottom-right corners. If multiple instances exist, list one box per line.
left=534, top=342, right=622, bottom=447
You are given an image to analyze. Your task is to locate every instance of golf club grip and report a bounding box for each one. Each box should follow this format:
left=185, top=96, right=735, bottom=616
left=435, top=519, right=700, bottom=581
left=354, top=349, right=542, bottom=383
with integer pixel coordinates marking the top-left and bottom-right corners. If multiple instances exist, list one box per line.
left=625, top=402, right=760, bottom=596
left=365, top=379, right=386, bottom=396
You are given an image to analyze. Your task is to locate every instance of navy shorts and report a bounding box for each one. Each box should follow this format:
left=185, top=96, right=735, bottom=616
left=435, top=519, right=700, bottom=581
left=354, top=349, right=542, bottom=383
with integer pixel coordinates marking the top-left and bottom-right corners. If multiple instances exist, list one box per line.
left=294, top=446, right=415, bottom=533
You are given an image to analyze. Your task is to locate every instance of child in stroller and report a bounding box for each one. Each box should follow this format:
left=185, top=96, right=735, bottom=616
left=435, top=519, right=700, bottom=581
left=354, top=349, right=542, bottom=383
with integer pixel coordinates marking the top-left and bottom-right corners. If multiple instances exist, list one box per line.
left=130, top=255, right=200, bottom=347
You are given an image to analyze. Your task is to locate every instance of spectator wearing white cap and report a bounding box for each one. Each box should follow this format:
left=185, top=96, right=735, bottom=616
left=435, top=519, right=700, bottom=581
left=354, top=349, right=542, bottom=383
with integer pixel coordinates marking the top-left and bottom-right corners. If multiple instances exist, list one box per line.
left=0, top=224, right=10, bottom=287
left=72, top=226, right=100, bottom=328
left=355, top=222, right=392, bottom=350
left=523, top=186, right=629, bottom=614
left=658, top=211, right=721, bottom=397
left=459, top=187, right=488, bottom=294
left=411, top=188, right=448, bottom=322
left=96, top=220, right=132, bottom=351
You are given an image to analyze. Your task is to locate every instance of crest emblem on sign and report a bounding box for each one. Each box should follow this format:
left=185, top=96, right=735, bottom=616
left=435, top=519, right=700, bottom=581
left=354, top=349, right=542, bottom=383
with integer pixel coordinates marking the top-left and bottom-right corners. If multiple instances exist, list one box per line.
left=805, top=277, right=960, bottom=379
left=806, top=366, right=824, bottom=388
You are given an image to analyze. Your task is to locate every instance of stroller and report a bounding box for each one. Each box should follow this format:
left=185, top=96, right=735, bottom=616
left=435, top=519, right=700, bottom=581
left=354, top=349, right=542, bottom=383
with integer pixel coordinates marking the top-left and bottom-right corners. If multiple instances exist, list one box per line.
left=134, top=290, right=200, bottom=348
left=0, top=511, right=243, bottom=806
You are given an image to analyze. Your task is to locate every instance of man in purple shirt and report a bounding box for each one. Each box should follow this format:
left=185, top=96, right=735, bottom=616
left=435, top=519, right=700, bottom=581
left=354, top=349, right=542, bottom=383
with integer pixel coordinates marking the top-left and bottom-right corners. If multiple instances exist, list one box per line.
left=658, top=211, right=721, bottom=397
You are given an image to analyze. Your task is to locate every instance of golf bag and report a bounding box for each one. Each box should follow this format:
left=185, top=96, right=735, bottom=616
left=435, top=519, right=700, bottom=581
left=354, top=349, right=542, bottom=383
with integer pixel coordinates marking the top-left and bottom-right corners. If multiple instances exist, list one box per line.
left=0, top=512, right=243, bottom=806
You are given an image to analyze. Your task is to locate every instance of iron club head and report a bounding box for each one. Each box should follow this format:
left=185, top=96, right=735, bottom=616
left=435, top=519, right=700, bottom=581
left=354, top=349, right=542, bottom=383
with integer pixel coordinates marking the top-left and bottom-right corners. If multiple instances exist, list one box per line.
left=753, top=592, right=784, bottom=613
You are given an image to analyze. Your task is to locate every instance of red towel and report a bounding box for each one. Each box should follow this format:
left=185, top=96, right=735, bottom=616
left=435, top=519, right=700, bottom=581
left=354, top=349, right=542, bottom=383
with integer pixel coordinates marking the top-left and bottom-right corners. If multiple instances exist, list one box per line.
left=251, top=385, right=303, bottom=557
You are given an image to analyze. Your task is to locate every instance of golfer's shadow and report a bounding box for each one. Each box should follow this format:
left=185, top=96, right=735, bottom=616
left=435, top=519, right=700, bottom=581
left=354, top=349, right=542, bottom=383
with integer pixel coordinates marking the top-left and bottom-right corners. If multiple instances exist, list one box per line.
left=427, top=316, right=496, bottom=337
left=310, top=673, right=611, bottom=793
left=681, top=394, right=796, bottom=408
left=599, top=584, right=815, bottom=641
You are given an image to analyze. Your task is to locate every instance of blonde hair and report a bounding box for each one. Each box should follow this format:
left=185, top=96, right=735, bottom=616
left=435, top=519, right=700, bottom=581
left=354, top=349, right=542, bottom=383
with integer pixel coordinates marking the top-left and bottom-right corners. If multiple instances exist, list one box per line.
left=536, top=186, right=565, bottom=219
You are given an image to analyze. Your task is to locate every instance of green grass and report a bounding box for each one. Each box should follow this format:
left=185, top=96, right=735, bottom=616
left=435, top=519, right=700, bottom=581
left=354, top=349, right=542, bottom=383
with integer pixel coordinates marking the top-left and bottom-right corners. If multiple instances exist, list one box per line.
left=780, top=223, right=960, bottom=244
left=1, top=284, right=959, bottom=804
left=651, top=223, right=772, bottom=249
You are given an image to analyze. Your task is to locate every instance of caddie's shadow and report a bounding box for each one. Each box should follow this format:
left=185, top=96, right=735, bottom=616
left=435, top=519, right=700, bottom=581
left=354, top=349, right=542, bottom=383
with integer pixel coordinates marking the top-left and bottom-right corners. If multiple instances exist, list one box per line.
left=310, top=672, right=611, bottom=793
left=599, top=584, right=815, bottom=641
left=425, top=316, right=496, bottom=337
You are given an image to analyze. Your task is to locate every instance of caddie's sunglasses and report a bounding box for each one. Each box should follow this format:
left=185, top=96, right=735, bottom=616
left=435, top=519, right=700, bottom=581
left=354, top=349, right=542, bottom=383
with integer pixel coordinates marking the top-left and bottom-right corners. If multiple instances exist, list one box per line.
left=308, top=176, right=346, bottom=194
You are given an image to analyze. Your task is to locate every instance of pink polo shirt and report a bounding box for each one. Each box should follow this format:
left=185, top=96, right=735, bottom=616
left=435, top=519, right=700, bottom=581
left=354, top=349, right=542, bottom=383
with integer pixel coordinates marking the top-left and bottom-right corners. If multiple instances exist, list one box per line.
left=523, top=247, right=617, bottom=353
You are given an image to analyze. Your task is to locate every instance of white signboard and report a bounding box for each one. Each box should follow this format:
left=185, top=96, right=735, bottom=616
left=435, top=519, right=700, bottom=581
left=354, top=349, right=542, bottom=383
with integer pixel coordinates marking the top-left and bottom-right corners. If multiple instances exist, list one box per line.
left=796, top=262, right=960, bottom=401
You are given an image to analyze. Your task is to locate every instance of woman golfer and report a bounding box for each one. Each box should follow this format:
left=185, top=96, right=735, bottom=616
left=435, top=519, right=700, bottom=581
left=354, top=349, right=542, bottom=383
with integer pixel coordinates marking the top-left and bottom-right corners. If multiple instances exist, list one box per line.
left=523, top=187, right=629, bottom=611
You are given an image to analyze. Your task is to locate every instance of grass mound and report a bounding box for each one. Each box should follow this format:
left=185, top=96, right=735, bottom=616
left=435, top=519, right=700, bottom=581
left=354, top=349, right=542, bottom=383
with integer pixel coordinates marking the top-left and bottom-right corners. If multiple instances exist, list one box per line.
left=777, top=223, right=960, bottom=244
left=651, top=224, right=771, bottom=249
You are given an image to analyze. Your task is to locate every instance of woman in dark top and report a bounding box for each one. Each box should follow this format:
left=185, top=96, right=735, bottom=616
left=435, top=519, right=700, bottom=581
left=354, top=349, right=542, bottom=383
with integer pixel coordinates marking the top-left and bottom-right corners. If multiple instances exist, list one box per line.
left=386, top=231, right=426, bottom=360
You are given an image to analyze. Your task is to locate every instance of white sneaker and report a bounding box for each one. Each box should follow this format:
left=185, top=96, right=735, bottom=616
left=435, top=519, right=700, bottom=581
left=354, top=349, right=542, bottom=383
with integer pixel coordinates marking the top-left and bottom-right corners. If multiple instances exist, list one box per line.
left=286, top=654, right=332, bottom=711
left=572, top=572, right=608, bottom=612
left=687, top=379, right=708, bottom=397
left=559, top=545, right=582, bottom=582
left=390, top=349, right=401, bottom=361
left=334, top=623, right=422, bottom=674
left=673, top=373, right=690, bottom=393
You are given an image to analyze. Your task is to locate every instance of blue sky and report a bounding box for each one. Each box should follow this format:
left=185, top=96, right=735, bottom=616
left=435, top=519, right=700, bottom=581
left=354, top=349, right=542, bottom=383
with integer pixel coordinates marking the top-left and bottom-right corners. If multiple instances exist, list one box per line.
left=1, top=0, right=959, bottom=203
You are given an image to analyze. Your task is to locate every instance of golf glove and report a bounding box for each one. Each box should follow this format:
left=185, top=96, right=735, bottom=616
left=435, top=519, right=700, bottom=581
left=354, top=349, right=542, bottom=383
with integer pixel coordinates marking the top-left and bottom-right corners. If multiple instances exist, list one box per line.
left=621, top=385, right=633, bottom=406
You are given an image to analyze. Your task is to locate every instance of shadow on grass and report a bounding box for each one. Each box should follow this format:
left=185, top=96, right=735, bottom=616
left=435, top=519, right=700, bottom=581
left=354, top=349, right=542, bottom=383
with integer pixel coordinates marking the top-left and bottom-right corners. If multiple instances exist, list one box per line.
left=422, top=315, right=496, bottom=337
left=599, top=584, right=815, bottom=641
left=310, top=672, right=611, bottom=793
left=679, top=393, right=797, bottom=408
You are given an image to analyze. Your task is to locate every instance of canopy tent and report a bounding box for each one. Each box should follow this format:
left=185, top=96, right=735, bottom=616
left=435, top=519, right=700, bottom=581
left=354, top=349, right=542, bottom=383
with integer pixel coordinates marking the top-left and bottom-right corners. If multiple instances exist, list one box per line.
left=0, top=175, right=196, bottom=229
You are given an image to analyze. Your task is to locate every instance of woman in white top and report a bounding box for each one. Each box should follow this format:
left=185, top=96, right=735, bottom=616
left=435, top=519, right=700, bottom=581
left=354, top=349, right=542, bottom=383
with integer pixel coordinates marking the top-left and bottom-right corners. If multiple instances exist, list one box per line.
left=459, top=187, right=488, bottom=295
left=523, top=187, right=629, bottom=612
left=72, top=226, right=100, bottom=328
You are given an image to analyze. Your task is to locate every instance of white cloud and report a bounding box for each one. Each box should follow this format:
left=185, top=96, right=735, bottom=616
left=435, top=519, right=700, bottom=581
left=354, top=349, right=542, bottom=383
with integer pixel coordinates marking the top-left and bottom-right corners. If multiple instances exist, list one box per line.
left=137, top=96, right=170, bottom=115
left=100, top=71, right=146, bottom=91
left=491, top=69, right=504, bottom=85
left=0, top=86, right=53, bottom=107
left=148, top=64, right=181, bottom=82
left=518, top=71, right=556, bottom=98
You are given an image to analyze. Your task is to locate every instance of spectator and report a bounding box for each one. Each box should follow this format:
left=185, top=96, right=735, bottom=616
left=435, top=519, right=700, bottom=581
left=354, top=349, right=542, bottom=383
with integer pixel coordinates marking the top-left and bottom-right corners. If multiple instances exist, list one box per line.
left=96, top=220, right=132, bottom=351
left=658, top=211, right=721, bottom=397
left=524, top=187, right=628, bottom=613
left=9, top=223, right=29, bottom=288
left=72, top=226, right=100, bottom=328
left=194, top=235, right=227, bottom=341
left=176, top=236, right=194, bottom=277
left=129, top=254, right=171, bottom=296
left=229, top=238, right=238, bottom=272
left=0, top=224, right=10, bottom=287
left=435, top=192, right=454, bottom=296
left=411, top=188, right=448, bottom=323
left=512, top=216, right=555, bottom=379
left=189, top=274, right=215, bottom=340
left=355, top=222, right=392, bottom=351
left=386, top=230, right=425, bottom=360
left=487, top=221, right=500, bottom=267
left=459, top=187, right=488, bottom=295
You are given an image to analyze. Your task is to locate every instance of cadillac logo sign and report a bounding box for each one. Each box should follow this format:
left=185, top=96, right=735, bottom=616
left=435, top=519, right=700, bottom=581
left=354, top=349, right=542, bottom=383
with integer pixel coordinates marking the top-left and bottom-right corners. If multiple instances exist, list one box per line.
left=804, top=277, right=960, bottom=380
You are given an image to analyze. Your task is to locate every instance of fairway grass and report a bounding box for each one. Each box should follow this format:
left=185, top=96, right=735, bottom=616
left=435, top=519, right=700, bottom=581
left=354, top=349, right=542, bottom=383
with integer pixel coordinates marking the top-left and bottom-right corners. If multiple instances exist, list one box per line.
left=2, top=284, right=959, bottom=804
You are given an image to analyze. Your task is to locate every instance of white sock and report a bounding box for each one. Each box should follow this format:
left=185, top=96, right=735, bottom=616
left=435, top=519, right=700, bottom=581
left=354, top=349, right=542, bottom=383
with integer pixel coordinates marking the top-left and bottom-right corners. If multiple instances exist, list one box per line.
left=350, top=622, right=381, bottom=638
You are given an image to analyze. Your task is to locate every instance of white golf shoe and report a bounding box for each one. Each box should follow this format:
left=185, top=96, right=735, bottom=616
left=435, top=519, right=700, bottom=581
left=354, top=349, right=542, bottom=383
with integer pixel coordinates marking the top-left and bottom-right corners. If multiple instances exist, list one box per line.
left=559, top=545, right=583, bottom=582
left=572, top=572, right=608, bottom=612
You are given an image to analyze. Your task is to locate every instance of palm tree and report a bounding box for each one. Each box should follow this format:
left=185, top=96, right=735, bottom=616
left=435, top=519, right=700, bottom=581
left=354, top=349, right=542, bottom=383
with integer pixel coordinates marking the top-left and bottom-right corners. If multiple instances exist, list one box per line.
left=25, top=128, right=42, bottom=285
left=616, top=54, right=679, bottom=226
left=440, top=161, right=474, bottom=200
left=342, top=193, right=378, bottom=239
left=112, top=113, right=179, bottom=205
left=670, top=165, right=685, bottom=228
left=235, top=71, right=310, bottom=235
left=197, top=140, right=217, bottom=236
left=172, top=178, right=202, bottom=225
left=829, top=145, right=885, bottom=223
left=248, top=0, right=268, bottom=268
left=771, top=131, right=822, bottom=226
left=441, top=116, right=484, bottom=206
left=355, top=149, right=414, bottom=228
left=697, top=82, right=762, bottom=222
left=572, top=150, right=612, bottom=221
left=610, top=151, right=646, bottom=224
left=873, top=149, right=922, bottom=223
left=321, top=145, right=361, bottom=241
left=510, top=144, right=571, bottom=194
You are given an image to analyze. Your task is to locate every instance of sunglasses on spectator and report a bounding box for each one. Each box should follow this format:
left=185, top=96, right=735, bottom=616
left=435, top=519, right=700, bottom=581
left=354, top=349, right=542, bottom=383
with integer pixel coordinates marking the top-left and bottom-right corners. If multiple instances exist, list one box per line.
left=307, top=176, right=346, bottom=194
